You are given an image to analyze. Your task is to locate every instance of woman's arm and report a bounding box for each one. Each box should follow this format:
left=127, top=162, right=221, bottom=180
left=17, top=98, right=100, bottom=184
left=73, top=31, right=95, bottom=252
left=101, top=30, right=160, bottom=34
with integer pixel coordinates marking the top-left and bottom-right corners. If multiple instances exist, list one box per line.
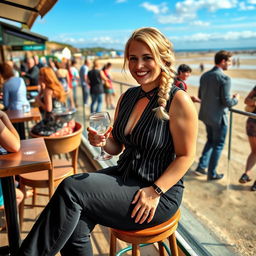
left=244, top=89, right=256, bottom=106
left=0, top=111, right=20, bottom=152
left=100, top=70, right=109, bottom=84
left=3, top=83, right=10, bottom=109
left=36, top=88, right=53, bottom=112
left=131, top=90, right=198, bottom=224
left=155, top=90, right=198, bottom=191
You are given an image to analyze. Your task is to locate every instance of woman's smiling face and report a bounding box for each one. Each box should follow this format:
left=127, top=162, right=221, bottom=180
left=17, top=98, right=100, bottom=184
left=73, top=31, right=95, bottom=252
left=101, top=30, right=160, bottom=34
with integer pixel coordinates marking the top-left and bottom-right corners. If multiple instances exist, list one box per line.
left=128, top=40, right=161, bottom=90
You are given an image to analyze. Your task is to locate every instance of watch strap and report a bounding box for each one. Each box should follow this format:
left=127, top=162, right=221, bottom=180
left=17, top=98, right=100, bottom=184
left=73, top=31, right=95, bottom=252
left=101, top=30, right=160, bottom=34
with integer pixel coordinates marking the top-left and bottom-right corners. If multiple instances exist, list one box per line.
left=152, top=183, right=164, bottom=196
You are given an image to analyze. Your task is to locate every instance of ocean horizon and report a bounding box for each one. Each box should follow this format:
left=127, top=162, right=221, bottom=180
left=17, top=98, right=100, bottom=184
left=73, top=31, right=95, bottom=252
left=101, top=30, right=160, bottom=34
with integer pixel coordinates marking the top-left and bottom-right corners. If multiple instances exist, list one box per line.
left=174, top=46, right=256, bottom=53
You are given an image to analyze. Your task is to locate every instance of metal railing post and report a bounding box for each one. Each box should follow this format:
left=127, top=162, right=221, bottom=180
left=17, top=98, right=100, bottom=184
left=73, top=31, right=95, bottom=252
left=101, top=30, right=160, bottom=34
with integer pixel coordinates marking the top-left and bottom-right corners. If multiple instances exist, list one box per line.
left=227, top=110, right=233, bottom=190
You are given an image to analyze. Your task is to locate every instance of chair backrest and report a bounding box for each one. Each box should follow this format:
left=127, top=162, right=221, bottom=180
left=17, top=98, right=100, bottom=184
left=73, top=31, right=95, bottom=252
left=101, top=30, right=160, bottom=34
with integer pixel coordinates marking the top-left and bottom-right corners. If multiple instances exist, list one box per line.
left=31, top=122, right=83, bottom=156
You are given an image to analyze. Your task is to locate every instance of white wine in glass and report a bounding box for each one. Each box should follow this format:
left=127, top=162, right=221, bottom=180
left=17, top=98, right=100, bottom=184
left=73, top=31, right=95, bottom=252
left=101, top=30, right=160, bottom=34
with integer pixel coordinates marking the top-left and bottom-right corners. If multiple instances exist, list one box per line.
left=89, top=112, right=112, bottom=161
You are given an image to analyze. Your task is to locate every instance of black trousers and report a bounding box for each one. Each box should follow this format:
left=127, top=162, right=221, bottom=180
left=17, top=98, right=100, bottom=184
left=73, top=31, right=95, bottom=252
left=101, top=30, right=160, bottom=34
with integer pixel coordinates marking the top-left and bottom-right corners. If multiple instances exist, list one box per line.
left=17, top=167, right=183, bottom=256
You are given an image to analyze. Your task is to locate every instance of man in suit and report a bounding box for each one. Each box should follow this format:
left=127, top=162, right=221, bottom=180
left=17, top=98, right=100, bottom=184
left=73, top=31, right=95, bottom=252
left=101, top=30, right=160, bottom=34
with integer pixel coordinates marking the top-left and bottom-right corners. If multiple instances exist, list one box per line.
left=195, top=50, right=239, bottom=180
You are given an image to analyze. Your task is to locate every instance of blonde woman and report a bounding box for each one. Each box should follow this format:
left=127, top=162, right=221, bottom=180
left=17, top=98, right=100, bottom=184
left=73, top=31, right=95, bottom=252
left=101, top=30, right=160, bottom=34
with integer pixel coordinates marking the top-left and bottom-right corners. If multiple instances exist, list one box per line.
left=18, top=27, right=197, bottom=256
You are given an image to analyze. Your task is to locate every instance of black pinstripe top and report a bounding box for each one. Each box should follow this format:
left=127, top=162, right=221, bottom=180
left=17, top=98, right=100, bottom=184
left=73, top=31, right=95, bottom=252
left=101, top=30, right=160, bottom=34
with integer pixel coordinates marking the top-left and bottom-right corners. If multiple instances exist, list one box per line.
left=112, top=85, right=180, bottom=183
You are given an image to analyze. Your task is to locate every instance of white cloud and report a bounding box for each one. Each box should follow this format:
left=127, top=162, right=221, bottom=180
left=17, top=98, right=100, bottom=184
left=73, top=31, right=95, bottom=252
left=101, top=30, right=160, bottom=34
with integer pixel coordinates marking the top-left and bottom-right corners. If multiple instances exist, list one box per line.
left=154, top=0, right=239, bottom=25
left=158, top=12, right=196, bottom=24
left=36, top=18, right=46, bottom=24
left=248, top=0, right=256, bottom=4
left=175, top=0, right=237, bottom=14
left=171, top=30, right=256, bottom=42
left=141, top=2, right=168, bottom=14
left=191, top=20, right=210, bottom=26
left=239, top=1, right=255, bottom=10
left=231, top=16, right=247, bottom=21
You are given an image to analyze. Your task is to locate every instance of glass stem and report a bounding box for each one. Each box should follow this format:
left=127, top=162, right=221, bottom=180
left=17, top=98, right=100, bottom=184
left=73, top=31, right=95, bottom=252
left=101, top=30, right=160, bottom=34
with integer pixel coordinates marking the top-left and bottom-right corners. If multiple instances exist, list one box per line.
left=100, top=147, right=105, bottom=156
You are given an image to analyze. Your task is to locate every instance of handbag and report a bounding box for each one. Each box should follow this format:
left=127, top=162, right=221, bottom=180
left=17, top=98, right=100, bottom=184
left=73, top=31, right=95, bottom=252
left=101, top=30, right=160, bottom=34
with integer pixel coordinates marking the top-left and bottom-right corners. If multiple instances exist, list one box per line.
left=104, top=79, right=111, bottom=89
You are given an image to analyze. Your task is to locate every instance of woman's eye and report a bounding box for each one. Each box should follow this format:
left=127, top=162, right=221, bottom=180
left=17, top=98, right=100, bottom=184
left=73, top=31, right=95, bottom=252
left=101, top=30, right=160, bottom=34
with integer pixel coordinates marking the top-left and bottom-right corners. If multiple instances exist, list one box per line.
left=144, top=56, right=153, bottom=61
left=129, top=57, right=137, bottom=61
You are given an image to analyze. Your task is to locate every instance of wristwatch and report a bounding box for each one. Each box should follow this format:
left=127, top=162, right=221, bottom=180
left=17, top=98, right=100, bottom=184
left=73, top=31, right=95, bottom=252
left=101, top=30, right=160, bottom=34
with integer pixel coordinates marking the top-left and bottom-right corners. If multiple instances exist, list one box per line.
left=152, top=183, right=164, bottom=196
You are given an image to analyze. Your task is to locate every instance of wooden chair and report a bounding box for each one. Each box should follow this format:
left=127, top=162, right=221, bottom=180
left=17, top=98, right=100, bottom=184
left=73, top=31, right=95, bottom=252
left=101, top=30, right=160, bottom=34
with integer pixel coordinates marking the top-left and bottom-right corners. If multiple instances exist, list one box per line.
left=18, top=122, right=83, bottom=230
left=110, top=209, right=180, bottom=256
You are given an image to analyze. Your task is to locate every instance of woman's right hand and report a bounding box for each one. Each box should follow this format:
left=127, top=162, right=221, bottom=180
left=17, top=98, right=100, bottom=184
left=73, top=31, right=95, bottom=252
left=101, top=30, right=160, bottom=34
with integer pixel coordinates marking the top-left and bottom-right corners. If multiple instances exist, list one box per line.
left=87, top=127, right=112, bottom=147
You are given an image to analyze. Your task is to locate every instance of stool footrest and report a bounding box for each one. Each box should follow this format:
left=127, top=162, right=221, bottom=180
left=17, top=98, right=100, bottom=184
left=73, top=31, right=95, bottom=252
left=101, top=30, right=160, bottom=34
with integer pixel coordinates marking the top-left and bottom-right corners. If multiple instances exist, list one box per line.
left=115, top=242, right=172, bottom=256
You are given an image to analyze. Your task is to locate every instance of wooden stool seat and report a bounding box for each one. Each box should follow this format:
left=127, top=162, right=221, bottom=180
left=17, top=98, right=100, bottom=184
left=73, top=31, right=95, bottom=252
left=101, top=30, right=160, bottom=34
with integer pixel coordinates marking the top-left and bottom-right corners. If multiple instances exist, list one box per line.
left=110, top=209, right=180, bottom=256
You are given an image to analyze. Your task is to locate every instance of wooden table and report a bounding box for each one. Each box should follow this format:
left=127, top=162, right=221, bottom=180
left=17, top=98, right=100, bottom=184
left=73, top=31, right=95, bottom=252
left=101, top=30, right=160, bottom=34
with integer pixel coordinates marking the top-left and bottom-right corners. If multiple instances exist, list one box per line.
left=5, top=107, right=41, bottom=140
left=6, top=107, right=41, bottom=124
left=0, top=138, right=51, bottom=255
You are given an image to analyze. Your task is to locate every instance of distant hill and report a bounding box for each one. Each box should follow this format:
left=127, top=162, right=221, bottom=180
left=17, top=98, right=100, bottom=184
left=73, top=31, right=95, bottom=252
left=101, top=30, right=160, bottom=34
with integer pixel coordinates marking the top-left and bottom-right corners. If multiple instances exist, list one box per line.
left=79, top=47, right=118, bottom=56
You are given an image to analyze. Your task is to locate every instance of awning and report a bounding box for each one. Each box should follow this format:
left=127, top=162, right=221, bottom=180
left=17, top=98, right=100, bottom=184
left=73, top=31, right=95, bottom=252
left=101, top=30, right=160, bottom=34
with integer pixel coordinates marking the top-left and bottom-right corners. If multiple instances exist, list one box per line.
left=0, top=0, right=58, bottom=29
left=0, top=21, right=48, bottom=48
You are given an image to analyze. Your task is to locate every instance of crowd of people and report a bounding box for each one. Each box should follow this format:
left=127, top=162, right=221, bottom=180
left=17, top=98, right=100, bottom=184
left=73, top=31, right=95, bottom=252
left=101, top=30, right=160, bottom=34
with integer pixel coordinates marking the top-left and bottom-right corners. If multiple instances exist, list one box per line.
left=0, top=55, right=115, bottom=114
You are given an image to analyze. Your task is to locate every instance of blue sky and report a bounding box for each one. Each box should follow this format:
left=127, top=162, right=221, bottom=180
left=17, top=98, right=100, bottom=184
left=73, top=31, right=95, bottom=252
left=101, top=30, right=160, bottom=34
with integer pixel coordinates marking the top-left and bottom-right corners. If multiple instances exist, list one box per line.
left=7, top=0, right=256, bottom=50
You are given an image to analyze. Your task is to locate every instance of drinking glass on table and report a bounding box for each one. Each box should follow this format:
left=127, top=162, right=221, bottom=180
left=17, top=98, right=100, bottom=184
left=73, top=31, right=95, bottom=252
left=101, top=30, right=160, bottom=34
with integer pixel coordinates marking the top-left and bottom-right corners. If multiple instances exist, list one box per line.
left=89, top=112, right=112, bottom=161
left=22, top=103, right=30, bottom=113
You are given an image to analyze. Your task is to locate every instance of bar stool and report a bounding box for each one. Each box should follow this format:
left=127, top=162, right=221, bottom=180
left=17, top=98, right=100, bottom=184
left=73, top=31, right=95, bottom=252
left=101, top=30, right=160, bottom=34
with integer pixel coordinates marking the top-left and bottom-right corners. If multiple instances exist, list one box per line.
left=110, top=209, right=180, bottom=256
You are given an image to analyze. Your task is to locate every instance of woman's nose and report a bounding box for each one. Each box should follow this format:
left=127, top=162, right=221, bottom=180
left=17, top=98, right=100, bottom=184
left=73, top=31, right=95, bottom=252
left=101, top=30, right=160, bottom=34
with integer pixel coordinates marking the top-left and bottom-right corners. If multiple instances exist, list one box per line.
left=135, top=59, right=144, bottom=69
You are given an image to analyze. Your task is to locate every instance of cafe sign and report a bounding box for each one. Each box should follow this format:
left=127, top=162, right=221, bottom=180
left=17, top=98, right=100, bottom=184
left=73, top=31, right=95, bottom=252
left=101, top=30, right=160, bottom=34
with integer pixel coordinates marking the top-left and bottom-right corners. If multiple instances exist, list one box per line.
left=12, top=44, right=45, bottom=51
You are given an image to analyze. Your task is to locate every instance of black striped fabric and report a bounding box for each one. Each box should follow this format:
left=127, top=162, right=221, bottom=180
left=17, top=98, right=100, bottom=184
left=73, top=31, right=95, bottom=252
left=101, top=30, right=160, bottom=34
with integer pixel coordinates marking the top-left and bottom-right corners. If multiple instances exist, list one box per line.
left=112, top=85, right=180, bottom=183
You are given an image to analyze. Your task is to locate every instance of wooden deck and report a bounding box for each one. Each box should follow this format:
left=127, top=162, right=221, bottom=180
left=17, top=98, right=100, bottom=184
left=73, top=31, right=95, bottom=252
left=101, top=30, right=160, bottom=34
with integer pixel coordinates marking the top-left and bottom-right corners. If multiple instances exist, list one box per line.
left=0, top=150, right=159, bottom=256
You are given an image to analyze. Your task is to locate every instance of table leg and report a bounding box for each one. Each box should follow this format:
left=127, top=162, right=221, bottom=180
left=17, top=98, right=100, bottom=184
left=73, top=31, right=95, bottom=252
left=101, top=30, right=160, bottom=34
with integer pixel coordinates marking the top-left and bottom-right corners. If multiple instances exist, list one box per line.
left=1, top=177, right=21, bottom=255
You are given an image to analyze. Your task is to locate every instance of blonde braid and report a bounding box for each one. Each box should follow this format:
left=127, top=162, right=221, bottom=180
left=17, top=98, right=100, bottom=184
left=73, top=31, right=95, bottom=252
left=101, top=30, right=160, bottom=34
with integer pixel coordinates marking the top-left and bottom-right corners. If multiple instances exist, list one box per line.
left=153, top=64, right=176, bottom=120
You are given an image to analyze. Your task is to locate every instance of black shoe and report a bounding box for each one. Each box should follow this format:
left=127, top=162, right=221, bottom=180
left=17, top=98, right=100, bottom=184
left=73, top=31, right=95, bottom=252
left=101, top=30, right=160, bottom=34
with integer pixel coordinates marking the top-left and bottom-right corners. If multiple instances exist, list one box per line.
left=207, top=173, right=224, bottom=181
left=239, top=173, right=252, bottom=184
left=195, top=167, right=207, bottom=176
left=251, top=181, right=256, bottom=191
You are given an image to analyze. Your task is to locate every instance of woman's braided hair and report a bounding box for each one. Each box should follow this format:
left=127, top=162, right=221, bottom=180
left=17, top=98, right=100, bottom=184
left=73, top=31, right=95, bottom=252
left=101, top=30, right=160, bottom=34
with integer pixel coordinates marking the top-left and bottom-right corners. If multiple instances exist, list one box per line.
left=123, top=27, right=176, bottom=120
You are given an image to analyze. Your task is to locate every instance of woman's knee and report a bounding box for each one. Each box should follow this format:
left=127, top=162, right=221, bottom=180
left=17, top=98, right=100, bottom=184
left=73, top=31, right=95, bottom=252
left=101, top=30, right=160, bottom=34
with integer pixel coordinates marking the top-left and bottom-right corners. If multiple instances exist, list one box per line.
left=59, top=174, right=90, bottom=192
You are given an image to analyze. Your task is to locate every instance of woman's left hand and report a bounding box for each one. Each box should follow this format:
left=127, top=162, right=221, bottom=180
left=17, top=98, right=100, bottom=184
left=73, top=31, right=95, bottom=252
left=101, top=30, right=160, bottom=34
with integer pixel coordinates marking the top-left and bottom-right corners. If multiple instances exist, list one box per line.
left=131, top=186, right=160, bottom=224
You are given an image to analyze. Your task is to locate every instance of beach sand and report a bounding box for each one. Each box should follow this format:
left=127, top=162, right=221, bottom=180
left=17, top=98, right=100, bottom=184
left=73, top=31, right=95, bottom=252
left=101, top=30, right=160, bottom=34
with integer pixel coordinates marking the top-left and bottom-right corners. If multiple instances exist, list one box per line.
left=99, top=54, right=256, bottom=256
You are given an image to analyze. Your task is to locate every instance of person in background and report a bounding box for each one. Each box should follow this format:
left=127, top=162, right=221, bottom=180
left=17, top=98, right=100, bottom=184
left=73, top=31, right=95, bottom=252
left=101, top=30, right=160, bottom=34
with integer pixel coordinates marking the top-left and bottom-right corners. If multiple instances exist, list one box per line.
left=6, top=60, right=19, bottom=77
left=48, top=58, right=58, bottom=72
left=88, top=59, right=107, bottom=113
left=0, top=62, right=30, bottom=139
left=199, top=63, right=204, bottom=73
left=102, top=62, right=115, bottom=110
left=79, top=59, right=91, bottom=106
left=194, top=50, right=239, bottom=180
left=0, top=110, right=24, bottom=229
left=33, top=67, right=75, bottom=137
left=174, top=64, right=200, bottom=103
left=55, top=61, right=75, bottom=109
left=69, top=60, right=80, bottom=108
left=17, top=27, right=197, bottom=256
left=21, top=57, right=39, bottom=86
left=239, top=86, right=256, bottom=191
left=35, top=67, right=66, bottom=114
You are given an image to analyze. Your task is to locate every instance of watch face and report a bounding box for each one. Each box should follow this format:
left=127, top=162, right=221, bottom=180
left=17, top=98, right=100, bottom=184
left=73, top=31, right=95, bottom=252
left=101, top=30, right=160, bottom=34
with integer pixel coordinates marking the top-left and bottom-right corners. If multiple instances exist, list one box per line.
left=153, top=183, right=163, bottom=195
left=156, top=187, right=161, bottom=194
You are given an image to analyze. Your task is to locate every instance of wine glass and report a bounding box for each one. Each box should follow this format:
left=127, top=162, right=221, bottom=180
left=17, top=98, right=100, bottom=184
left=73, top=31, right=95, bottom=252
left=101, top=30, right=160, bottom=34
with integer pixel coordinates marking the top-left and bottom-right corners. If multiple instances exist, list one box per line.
left=89, top=112, right=112, bottom=161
